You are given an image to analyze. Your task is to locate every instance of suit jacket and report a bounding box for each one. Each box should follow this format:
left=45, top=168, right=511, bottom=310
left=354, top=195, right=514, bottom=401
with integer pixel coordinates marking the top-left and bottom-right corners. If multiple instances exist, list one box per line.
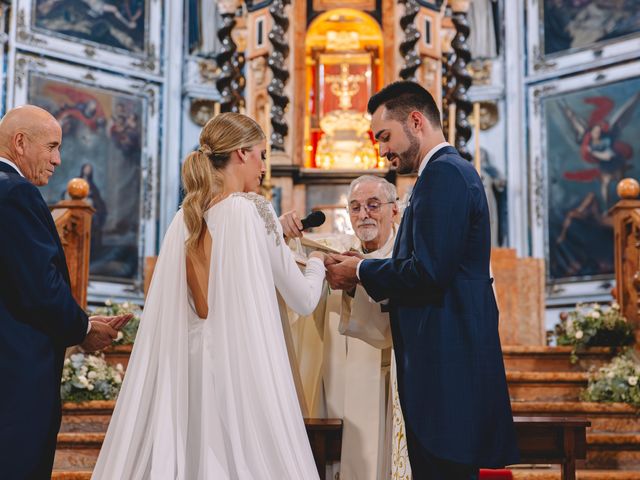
left=0, top=161, right=88, bottom=479
left=359, top=146, right=519, bottom=467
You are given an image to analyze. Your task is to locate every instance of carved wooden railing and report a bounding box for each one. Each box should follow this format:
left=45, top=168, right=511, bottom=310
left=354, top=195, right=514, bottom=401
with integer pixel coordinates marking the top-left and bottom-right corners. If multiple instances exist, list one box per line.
left=50, top=178, right=95, bottom=310
left=610, top=178, right=640, bottom=329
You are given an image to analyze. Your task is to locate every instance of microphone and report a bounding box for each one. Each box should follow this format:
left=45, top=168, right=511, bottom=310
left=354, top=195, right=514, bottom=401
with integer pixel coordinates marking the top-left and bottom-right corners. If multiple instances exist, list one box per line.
left=300, top=211, right=326, bottom=231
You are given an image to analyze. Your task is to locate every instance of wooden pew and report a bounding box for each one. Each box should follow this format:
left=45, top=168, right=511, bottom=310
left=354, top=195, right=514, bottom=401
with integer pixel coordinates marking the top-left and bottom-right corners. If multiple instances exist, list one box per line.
left=50, top=178, right=95, bottom=310
left=305, top=419, right=343, bottom=479
left=305, top=416, right=590, bottom=480
left=515, top=416, right=590, bottom=480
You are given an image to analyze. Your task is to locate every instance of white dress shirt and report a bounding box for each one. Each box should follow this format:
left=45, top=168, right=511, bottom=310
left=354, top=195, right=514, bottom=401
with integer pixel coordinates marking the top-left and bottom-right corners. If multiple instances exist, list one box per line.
left=0, top=157, right=25, bottom=177
left=355, top=142, right=451, bottom=280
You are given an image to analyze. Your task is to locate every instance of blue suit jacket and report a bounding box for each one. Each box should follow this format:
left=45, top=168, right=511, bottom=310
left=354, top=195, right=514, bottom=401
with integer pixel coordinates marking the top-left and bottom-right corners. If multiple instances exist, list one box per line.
left=0, top=162, right=88, bottom=479
left=360, top=146, right=519, bottom=467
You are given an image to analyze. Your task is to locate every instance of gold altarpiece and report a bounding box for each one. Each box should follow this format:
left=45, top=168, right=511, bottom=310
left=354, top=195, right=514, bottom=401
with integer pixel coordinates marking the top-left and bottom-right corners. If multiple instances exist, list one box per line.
left=241, top=0, right=447, bottom=221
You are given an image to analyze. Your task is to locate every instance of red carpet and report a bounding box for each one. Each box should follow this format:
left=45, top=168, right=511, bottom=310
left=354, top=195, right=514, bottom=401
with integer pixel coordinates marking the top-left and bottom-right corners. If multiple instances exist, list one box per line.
left=479, top=469, right=513, bottom=480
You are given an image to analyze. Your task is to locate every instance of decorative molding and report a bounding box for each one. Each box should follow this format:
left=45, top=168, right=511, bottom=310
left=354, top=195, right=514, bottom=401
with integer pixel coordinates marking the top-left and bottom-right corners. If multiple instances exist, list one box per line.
left=267, top=0, right=291, bottom=151
left=130, top=43, right=158, bottom=72
left=398, top=0, right=421, bottom=81
left=16, top=9, right=46, bottom=46
left=14, top=55, right=46, bottom=89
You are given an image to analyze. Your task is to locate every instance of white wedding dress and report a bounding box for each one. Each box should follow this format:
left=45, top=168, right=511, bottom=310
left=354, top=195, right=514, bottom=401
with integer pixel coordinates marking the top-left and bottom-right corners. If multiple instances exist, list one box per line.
left=92, top=193, right=325, bottom=480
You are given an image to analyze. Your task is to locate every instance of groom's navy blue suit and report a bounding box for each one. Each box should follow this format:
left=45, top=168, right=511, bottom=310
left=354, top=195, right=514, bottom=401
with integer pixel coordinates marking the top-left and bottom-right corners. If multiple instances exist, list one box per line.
left=0, top=161, right=88, bottom=479
left=360, top=146, right=519, bottom=472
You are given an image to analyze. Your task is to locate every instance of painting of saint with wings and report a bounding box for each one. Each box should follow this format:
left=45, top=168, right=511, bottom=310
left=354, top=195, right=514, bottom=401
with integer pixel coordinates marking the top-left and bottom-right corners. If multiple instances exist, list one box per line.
left=544, top=77, right=640, bottom=281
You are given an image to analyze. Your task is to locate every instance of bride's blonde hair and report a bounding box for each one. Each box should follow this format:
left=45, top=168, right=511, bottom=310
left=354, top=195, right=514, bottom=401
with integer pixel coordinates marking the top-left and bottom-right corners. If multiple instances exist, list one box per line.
left=182, top=112, right=265, bottom=251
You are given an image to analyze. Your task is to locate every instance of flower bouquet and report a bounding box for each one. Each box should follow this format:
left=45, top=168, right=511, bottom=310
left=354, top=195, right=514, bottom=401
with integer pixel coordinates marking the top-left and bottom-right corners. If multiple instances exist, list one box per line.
left=61, top=353, right=124, bottom=402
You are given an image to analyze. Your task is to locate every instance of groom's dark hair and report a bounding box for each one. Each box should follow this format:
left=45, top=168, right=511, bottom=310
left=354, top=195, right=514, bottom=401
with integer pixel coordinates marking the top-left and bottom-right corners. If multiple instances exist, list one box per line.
left=367, top=81, right=442, bottom=128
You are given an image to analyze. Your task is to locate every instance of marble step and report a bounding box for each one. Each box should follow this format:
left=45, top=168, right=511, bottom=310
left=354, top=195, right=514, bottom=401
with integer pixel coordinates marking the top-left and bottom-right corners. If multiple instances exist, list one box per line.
left=54, top=433, right=103, bottom=471
left=104, top=345, right=618, bottom=374
left=510, top=469, right=640, bottom=479
left=511, top=402, right=640, bottom=433
left=53, top=430, right=640, bottom=472
left=51, top=473, right=91, bottom=480
left=102, top=344, right=132, bottom=368
left=51, top=469, right=640, bottom=480
left=585, top=433, right=640, bottom=469
left=502, top=346, right=616, bottom=373
left=507, top=371, right=589, bottom=401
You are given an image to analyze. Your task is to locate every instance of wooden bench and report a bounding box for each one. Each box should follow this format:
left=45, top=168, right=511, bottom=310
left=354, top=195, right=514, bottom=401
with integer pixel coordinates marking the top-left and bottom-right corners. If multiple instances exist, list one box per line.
left=305, top=418, right=342, bottom=478
left=515, top=416, right=590, bottom=480
left=306, top=416, right=590, bottom=480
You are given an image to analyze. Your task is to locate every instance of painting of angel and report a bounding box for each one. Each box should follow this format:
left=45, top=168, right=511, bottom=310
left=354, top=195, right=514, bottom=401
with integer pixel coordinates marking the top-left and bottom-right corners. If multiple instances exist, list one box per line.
left=28, top=74, right=144, bottom=283
left=544, top=76, right=640, bottom=281
left=33, top=0, right=146, bottom=53
left=543, top=0, right=640, bottom=56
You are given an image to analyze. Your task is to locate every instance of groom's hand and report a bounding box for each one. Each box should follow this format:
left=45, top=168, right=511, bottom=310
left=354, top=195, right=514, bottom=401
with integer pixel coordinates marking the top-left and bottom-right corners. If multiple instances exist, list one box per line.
left=80, top=321, right=118, bottom=352
left=80, top=313, right=134, bottom=351
left=326, top=255, right=360, bottom=290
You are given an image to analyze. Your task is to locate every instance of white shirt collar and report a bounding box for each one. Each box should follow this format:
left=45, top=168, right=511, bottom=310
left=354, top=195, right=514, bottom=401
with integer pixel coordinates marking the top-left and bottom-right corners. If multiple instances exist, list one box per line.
left=418, top=142, right=451, bottom=176
left=0, top=157, right=24, bottom=177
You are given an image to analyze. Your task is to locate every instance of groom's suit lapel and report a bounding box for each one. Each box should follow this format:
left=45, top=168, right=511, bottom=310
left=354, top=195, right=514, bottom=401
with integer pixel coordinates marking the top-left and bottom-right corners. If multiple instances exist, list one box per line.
left=392, top=145, right=457, bottom=258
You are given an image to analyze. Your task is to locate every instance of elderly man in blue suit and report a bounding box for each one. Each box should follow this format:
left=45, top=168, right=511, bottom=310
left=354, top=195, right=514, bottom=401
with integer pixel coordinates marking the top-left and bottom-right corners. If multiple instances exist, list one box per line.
left=326, top=82, right=519, bottom=479
left=0, top=105, right=132, bottom=479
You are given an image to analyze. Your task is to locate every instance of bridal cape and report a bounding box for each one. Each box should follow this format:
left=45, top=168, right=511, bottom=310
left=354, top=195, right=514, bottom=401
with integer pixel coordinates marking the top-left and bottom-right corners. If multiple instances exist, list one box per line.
left=92, top=192, right=324, bottom=479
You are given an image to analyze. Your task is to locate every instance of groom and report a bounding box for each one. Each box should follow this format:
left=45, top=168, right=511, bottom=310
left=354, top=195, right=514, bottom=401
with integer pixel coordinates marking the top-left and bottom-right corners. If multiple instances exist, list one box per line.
left=0, top=105, right=131, bottom=479
left=326, top=82, right=519, bottom=479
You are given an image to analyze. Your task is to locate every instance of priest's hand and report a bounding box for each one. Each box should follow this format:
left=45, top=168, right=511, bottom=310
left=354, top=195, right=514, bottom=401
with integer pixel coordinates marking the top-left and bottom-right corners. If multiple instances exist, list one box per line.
left=326, top=254, right=360, bottom=291
left=279, top=210, right=303, bottom=239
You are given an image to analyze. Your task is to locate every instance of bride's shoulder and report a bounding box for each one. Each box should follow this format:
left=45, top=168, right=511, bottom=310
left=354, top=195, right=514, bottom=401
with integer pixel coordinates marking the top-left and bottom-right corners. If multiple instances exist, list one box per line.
left=228, top=192, right=281, bottom=245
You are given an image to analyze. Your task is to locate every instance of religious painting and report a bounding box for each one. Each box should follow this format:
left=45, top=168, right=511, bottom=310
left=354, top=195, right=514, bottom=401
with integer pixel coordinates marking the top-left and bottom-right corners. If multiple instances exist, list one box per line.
left=15, top=0, right=161, bottom=75
left=528, top=62, right=640, bottom=298
left=13, top=55, right=160, bottom=296
left=527, top=0, right=640, bottom=77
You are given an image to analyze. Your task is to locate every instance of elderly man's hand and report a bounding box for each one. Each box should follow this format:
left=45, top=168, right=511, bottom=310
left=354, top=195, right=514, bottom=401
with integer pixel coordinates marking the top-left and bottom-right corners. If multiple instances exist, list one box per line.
left=279, top=210, right=303, bottom=239
left=326, top=254, right=360, bottom=290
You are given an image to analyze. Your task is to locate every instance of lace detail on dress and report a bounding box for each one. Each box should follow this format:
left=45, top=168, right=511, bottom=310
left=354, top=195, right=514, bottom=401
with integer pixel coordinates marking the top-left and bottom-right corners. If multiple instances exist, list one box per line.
left=231, top=192, right=281, bottom=246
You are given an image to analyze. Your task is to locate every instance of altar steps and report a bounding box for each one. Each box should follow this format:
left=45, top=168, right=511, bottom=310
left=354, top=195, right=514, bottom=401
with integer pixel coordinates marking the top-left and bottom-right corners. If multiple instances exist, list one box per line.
left=52, top=345, right=640, bottom=478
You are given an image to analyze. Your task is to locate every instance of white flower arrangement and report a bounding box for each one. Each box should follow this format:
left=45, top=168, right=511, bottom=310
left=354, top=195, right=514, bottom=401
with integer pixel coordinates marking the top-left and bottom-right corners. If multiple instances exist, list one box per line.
left=582, top=350, right=640, bottom=408
left=552, top=302, right=634, bottom=362
left=61, top=353, right=124, bottom=402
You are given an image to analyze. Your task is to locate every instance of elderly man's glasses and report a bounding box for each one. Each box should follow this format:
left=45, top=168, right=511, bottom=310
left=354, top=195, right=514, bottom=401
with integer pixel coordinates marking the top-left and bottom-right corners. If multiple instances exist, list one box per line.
left=348, top=200, right=395, bottom=214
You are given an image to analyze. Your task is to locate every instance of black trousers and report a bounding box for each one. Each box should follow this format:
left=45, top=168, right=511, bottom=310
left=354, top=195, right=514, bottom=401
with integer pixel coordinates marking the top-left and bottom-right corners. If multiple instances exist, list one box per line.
left=406, top=426, right=479, bottom=480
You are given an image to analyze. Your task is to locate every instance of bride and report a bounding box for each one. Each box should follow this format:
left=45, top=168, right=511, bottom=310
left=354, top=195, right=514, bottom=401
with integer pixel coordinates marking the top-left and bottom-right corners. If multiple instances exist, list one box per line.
left=92, top=113, right=326, bottom=479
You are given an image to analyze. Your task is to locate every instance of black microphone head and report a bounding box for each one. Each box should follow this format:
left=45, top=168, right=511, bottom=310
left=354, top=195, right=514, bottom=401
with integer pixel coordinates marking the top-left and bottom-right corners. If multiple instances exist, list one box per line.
left=301, top=211, right=326, bottom=230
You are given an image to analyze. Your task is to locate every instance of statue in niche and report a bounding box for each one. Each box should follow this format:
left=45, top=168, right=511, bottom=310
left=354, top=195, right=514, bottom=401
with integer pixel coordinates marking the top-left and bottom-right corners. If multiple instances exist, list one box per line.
left=479, top=148, right=507, bottom=247
left=188, top=0, right=222, bottom=56
left=467, top=0, right=499, bottom=59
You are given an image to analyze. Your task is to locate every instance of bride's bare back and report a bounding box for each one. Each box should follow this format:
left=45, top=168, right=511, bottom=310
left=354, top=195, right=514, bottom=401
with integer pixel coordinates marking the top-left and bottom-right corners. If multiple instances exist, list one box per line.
left=186, top=229, right=212, bottom=319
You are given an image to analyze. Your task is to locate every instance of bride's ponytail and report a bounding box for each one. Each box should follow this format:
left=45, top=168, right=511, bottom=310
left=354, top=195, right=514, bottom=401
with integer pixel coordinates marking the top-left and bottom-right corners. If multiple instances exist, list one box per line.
left=181, top=112, right=265, bottom=251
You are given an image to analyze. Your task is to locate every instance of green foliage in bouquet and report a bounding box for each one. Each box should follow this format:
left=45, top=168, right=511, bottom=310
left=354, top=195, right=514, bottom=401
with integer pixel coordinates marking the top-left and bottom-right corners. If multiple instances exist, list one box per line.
left=90, top=299, right=141, bottom=345
left=552, top=302, right=634, bottom=361
left=581, top=350, right=640, bottom=409
left=61, top=353, right=124, bottom=402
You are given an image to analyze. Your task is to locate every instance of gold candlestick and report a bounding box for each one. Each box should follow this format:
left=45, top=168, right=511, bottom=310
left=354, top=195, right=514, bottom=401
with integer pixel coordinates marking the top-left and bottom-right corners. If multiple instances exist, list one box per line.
left=213, top=102, right=221, bottom=117
left=473, top=102, right=481, bottom=174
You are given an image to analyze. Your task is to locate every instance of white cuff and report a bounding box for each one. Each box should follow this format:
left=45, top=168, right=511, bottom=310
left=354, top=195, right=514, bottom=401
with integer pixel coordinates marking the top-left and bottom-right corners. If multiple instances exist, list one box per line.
left=87, top=321, right=92, bottom=334
left=356, top=259, right=363, bottom=280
